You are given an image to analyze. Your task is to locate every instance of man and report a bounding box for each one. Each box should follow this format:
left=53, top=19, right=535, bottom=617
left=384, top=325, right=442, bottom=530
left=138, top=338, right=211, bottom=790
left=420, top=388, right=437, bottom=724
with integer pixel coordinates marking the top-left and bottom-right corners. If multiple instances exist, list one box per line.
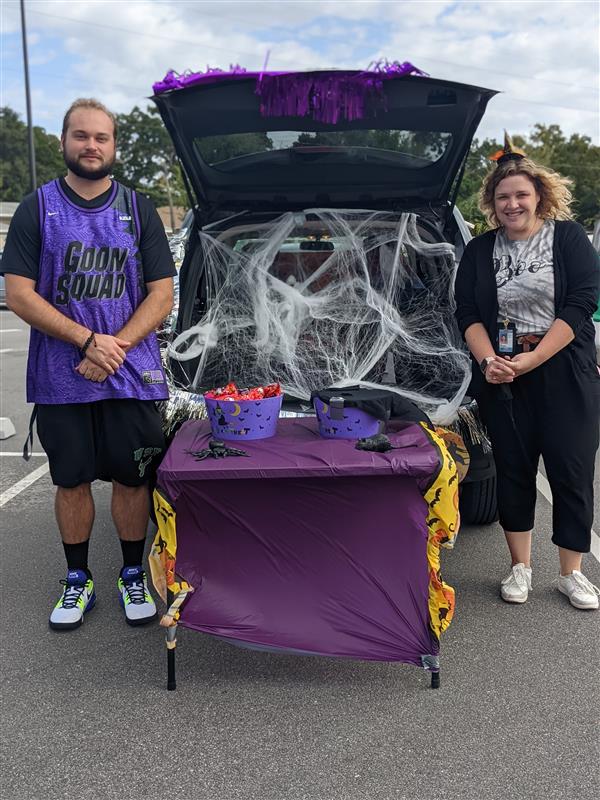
left=3, top=98, right=175, bottom=630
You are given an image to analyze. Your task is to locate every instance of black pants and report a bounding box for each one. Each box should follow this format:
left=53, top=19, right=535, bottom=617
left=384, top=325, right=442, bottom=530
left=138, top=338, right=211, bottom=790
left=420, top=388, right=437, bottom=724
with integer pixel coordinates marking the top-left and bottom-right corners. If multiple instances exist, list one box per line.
left=477, top=344, right=599, bottom=553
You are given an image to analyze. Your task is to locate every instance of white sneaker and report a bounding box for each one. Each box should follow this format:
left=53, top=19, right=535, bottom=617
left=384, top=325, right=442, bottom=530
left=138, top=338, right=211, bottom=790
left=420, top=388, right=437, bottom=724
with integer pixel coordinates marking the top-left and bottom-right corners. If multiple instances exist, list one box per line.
left=49, top=569, right=96, bottom=630
left=118, top=565, right=157, bottom=626
left=500, top=563, right=532, bottom=603
left=558, top=571, right=600, bottom=610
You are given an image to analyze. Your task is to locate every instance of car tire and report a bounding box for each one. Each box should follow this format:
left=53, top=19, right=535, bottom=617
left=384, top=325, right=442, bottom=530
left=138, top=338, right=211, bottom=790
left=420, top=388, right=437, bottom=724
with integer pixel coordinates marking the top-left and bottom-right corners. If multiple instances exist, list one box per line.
left=459, top=474, right=498, bottom=526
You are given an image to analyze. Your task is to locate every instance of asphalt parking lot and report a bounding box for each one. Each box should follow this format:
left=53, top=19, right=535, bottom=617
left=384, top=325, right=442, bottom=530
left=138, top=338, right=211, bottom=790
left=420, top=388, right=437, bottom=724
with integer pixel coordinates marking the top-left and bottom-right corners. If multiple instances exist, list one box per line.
left=1, top=309, right=599, bottom=800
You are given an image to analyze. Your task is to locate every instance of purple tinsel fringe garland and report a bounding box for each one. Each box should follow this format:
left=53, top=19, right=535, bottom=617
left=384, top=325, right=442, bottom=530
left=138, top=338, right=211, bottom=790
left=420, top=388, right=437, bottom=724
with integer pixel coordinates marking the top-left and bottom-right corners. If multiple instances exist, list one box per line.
left=152, top=64, right=250, bottom=94
left=152, top=60, right=428, bottom=124
left=257, top=72, right=383, bottom=125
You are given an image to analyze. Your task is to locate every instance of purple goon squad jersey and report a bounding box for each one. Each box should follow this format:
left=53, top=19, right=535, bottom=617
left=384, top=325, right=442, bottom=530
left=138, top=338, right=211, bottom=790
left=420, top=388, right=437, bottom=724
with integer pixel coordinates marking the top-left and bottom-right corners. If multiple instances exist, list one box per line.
left=27, top=179, right=169, bottom=404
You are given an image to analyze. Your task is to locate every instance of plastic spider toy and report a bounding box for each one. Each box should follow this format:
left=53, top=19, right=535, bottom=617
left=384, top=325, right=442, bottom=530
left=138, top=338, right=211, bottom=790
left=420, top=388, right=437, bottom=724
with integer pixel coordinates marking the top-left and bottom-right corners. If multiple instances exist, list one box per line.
left=186, top=439, right=250, bottom=460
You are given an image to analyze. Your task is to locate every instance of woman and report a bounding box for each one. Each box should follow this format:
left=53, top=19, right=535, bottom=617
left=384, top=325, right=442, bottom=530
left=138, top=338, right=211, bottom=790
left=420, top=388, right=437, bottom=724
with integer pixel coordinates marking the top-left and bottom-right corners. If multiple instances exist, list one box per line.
left=455, top=142, right=600, bottom=609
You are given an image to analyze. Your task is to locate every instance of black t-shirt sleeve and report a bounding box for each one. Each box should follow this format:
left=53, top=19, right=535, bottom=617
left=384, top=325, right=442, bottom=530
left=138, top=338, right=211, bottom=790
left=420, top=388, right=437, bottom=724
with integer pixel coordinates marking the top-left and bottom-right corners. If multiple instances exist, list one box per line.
left=1, top=192, right=41, bottom=280
left=135, top=194, right=177, bottom=282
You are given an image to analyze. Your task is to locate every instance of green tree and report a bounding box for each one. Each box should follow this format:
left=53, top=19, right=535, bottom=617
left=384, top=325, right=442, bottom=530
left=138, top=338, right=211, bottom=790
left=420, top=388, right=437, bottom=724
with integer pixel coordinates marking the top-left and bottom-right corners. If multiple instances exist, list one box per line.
left=455, top=136, right=501, bottom=229
left=113, top=105, right=188, bottom=224
left=527, top=124, right=600, bottom=227
left=0, top=107, right=64, bottom=200
left=295, top=129, right=401, bottom=149
left=195, top=131, right=273, bottom=165
left=295, top=128, right=448, bottom=159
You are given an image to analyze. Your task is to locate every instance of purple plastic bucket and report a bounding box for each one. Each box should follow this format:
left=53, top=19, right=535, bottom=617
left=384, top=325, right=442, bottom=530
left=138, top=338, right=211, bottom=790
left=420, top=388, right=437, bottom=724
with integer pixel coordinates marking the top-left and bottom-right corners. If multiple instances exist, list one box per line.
left=313, top=396, right=385, bottom=439
left=205, top=394, right=283, bottom=441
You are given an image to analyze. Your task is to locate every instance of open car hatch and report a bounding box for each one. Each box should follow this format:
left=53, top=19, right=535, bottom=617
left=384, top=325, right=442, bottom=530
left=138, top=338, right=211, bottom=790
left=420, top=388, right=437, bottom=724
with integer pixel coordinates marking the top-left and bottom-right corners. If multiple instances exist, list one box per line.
left=152, top=69, right=497, bottom=213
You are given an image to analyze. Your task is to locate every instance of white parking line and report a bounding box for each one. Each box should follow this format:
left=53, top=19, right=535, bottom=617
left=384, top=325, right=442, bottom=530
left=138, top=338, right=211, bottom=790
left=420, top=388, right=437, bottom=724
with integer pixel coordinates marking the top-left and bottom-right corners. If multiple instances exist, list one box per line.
left=0, top=452, right=46, bottom=457
left=537, top=471, right=600, bottom=563
left=0, top=461, right=50, bottom=508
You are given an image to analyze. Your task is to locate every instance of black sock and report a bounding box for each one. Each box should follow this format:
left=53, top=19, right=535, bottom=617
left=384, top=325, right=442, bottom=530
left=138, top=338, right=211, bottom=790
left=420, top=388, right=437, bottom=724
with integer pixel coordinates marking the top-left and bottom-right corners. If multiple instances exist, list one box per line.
left=63, top=541, right=91, bottom=577
left=120, top=538, right=146, bottom=569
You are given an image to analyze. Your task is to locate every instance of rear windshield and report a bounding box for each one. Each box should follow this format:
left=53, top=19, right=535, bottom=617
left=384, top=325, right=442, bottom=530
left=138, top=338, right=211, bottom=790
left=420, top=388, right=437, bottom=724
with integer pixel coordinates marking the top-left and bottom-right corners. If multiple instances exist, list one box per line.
left=195, top=129, right=452, bottom=171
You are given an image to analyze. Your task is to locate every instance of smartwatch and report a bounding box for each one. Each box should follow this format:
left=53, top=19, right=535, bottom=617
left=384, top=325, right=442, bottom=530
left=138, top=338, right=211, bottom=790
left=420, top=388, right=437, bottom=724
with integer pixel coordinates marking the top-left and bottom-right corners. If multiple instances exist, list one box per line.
left=479, top=356, right=494, bottom=374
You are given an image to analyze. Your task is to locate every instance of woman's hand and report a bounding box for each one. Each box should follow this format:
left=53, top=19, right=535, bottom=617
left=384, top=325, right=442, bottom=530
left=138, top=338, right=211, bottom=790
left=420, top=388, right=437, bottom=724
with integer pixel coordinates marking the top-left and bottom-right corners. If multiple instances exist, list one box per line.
left=76, top=357, right=109, bottom=382
left=485, top=355, right=516, bottom=384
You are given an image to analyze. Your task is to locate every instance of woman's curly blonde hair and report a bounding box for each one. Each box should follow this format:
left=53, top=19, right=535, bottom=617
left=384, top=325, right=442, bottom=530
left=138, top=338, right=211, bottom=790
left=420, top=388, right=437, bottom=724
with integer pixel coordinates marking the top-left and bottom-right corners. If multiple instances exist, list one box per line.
left=478, top=157, right=574, bottom=228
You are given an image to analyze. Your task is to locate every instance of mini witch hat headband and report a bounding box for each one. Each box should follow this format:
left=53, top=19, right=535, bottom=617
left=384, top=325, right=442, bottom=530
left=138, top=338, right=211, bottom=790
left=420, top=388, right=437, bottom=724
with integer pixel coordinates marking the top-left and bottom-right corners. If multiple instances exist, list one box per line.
left=489, top=131, right=526, bottom=165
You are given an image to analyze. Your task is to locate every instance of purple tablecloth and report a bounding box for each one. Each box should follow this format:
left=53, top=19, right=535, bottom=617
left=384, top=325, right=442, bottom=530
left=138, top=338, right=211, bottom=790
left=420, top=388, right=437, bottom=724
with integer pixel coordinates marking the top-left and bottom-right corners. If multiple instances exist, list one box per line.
left=157, top=417, right=443, bottom=666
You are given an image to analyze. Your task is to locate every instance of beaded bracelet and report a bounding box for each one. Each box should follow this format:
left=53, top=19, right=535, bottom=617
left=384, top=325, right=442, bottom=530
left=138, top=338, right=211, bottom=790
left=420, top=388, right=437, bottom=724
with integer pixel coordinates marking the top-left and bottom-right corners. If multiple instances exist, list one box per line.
left=80, top=332, right=96, bottom=357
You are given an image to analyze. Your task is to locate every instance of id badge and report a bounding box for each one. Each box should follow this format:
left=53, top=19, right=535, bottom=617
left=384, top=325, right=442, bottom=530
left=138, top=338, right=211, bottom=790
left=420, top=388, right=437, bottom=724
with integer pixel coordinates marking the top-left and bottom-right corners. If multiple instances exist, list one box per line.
left=497, top=321, right=516, bottom=356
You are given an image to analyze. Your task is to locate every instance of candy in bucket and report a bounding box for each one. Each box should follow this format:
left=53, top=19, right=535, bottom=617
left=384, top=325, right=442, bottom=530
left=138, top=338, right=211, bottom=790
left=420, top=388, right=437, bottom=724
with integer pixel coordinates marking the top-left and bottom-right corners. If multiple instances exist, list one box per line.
left=204, top=382, right=283, bottom=440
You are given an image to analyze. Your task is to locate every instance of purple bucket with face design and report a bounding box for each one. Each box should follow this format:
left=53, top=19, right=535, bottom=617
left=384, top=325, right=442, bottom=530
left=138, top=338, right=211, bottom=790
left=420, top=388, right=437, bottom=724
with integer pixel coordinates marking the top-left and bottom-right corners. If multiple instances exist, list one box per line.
left=205, top=394, right=283, bottom=440
left=313, top=395, right=385, bottom=439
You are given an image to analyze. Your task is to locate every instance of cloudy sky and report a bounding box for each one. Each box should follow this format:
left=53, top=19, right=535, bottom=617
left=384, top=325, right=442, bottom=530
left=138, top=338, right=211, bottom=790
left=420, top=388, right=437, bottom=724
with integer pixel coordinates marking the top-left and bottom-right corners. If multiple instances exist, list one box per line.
left=1, top=0, right=598, bottom=143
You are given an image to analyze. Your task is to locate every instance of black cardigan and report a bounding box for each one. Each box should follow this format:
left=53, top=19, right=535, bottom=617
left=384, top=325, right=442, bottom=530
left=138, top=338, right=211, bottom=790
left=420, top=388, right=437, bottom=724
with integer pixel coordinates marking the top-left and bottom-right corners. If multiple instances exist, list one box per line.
left=455, top=220, right=600, bottom=395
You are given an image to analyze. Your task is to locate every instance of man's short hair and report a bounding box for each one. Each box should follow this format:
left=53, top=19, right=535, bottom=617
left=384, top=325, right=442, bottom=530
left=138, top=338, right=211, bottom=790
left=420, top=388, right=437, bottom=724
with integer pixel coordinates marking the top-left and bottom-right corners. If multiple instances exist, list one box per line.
left=62, top=98, right=118, bottom=140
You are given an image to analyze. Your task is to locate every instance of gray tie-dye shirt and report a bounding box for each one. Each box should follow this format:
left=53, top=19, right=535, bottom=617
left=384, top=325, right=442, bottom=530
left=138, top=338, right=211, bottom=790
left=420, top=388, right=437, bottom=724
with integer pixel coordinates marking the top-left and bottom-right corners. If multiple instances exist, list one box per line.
left=493, top=219, right=555, bottom=335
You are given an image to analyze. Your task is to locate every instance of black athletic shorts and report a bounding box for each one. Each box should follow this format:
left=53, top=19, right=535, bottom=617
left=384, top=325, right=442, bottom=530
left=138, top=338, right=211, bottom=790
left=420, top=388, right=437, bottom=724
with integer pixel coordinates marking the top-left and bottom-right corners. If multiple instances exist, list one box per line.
left=36, top=399, right=166, bottom=488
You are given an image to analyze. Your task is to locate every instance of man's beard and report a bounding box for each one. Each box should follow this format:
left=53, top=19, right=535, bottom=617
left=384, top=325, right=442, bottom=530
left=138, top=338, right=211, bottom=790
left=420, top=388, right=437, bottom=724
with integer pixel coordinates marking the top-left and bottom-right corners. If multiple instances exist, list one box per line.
left=63, top=151, right=116, bottom=181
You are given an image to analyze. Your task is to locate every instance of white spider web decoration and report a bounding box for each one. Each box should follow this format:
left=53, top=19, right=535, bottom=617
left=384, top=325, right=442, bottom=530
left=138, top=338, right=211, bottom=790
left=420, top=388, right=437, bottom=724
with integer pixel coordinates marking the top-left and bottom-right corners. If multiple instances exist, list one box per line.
left=168, top=210, right=471, bottom=424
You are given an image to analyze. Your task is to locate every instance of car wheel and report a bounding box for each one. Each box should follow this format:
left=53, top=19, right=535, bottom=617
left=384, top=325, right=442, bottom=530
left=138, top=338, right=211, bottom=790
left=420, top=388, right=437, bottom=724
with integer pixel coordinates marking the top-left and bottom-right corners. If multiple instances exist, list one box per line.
left=459, top=474, right=498, bottom=526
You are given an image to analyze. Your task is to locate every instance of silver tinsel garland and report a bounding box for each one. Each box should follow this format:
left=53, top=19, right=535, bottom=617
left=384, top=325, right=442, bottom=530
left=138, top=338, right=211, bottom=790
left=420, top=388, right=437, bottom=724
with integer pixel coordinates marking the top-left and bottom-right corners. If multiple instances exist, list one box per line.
left=445, top=400, right=491, bottom=453
left=158, top=388, right=207, bottom=439
left=156, top=267, right=209, bottom=437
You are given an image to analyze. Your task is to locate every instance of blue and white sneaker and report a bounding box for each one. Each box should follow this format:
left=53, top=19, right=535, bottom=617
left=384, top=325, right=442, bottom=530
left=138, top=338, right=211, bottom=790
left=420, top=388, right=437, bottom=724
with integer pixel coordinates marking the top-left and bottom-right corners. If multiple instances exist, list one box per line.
left=117, top=565, right=157, bottom=626
left=49, top=569, right=96, bottom=630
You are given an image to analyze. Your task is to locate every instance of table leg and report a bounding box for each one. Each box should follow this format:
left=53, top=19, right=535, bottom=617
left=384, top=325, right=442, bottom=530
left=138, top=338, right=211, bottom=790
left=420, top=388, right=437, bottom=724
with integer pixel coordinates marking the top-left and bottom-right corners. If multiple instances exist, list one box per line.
left=430, top=670, right=440, bottom=689
left=166, top=624, right=177, bottom=691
